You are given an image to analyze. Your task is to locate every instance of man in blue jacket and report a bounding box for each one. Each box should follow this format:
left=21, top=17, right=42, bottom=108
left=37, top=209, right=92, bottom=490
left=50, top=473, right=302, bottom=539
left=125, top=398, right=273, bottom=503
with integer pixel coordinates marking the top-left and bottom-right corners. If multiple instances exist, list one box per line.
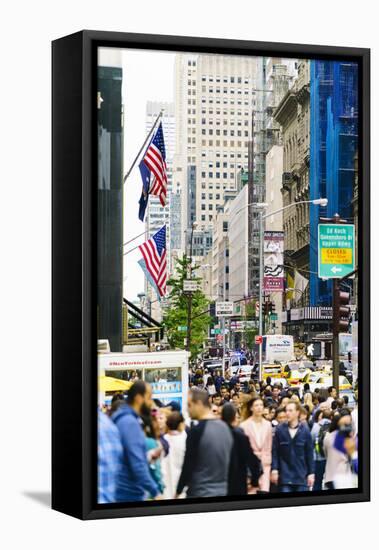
left=112, top=381, right=161, bottom=502
left=271, top=401, right=315, bottom=493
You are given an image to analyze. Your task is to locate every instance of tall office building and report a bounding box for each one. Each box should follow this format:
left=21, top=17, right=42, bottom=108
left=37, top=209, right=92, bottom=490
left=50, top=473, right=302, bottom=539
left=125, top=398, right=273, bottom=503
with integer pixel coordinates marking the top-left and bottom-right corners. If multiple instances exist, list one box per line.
left=247, top=57, right=297, bottom=298
left=265, top=144, right=284, bottom=334
left=309, top=60, right=358, bottom=306
left=228, top=184, right=249, bottom=302
left=97, top=49, right=124, bottom=352
left=145, top=101, right=175, bottom=321
left=173, top=53, right=259, bottom=253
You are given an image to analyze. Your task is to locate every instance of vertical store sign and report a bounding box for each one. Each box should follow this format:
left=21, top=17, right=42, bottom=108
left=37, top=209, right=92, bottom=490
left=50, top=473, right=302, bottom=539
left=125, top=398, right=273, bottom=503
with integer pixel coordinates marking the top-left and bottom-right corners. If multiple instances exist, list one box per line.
left=264, top=231, right=284, bottom=291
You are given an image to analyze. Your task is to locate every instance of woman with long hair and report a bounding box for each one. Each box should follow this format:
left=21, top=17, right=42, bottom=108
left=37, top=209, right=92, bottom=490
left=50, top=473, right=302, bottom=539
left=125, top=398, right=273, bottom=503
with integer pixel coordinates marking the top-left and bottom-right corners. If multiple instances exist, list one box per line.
left=303, top=391, right=314, bottom=414
left=240, top=396, right=272, bottom=493
left=206, top=375, right=216, bottom=396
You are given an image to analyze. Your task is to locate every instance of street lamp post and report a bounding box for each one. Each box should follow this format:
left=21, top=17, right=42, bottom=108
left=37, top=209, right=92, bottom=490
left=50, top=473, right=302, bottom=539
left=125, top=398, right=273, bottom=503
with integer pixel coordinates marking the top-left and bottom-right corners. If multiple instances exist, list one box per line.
left=258, top=209, right=264, bottom=380
left=186, top=222, right=197, bottom=355
left=235, top=197, right=328, bottom=381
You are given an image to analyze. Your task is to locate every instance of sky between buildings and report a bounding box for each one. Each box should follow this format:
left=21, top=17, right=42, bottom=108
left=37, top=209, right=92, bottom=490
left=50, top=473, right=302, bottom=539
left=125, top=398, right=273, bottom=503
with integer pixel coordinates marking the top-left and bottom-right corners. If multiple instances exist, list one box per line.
left=121, top=49, right=176, bottom=301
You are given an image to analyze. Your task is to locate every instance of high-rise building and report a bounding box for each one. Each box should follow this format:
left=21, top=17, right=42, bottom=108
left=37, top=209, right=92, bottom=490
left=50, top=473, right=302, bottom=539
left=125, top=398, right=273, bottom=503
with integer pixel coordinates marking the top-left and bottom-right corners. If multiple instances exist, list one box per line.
left=211, top=210, right=230, bottom=301
left=228, top=184, right=249, bottom=303
left=309, top=60, right=358, bottom=306
left=97, top=49, right=124, bottom=352
left=173, top=53, right=259, bottom=253
left=265, top=144, right=284, bottom=334
left=274, top=60, right=311, bottom=299
left=247, top=57, right=297, bottom=298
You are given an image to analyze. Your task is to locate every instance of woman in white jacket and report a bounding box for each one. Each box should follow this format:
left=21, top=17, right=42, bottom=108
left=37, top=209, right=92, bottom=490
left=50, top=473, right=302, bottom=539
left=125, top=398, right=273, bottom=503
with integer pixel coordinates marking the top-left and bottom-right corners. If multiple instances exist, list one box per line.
left=162, top=412, right=187, bottom=499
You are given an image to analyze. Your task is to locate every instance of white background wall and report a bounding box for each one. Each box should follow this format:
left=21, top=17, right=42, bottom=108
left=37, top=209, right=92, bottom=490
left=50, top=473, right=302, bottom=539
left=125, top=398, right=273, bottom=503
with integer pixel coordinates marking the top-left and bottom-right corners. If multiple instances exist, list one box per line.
left=0, top=0, right=376, bottom=547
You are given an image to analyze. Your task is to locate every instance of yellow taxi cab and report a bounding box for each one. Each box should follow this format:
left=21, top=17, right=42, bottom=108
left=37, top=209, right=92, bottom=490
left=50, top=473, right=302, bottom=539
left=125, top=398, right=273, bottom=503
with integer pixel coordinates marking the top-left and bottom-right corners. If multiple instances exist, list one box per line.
left=302, top=372, right=352, bottom=392
left=261, top=363, right=283, bottom=381
left=282, top=361, right=312, bottom=387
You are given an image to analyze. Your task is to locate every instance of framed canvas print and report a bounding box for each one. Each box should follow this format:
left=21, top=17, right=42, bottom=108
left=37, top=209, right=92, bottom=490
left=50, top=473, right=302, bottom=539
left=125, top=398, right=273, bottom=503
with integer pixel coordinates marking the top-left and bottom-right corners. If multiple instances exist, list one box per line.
left=52, top=31, right=370, bottom=520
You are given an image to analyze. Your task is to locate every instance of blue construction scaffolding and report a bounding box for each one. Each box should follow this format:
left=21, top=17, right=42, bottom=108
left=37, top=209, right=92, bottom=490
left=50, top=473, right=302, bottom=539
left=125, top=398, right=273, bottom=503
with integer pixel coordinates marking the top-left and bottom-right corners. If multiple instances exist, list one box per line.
left=309, top=60, right=358, bottom=306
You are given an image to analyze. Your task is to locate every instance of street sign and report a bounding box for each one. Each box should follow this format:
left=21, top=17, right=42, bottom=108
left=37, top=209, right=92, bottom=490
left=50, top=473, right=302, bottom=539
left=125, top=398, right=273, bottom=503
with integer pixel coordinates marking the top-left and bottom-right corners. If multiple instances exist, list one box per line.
left=183, top=279, right=199, bottom=292
left=178, top=325, right=187, bottom=331
left=318, top=224, right=355, bottom=279
left=215, top=301, right=234, bottom=316
left=255, top=335, right=263, bottom=345
left=270, top=313, right=278, bottom=321
left=230, top=320, right=257, bottom=330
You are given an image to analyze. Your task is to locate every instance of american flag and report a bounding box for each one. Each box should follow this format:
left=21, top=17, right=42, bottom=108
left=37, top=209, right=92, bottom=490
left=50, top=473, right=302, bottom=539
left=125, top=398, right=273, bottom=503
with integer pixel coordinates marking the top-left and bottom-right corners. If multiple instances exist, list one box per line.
left=138, top=225, right=167, bottom=297
left=143, top=123, right=167, bottom=207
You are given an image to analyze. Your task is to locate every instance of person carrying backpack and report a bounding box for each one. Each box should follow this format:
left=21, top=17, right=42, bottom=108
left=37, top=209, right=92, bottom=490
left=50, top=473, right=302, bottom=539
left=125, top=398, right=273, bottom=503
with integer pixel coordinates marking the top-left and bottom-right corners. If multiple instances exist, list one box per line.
left=311, top=409, right=331, bottom=491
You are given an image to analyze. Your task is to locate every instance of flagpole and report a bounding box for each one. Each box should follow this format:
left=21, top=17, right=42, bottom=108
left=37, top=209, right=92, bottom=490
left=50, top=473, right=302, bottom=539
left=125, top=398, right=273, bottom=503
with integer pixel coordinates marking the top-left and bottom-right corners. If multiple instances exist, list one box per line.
left=122, top=230, right=148, bottom=248
left=123, top=243, right=143, bottom=256
left=123, top=109, right=164, bottom=183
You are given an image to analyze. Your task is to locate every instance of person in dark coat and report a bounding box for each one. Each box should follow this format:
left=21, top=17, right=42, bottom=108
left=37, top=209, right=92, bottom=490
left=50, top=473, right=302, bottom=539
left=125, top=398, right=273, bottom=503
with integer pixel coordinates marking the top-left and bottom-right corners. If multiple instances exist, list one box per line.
left=271, top=401, right=315, bottom=493
left=221, top=403, right=262, bottom=495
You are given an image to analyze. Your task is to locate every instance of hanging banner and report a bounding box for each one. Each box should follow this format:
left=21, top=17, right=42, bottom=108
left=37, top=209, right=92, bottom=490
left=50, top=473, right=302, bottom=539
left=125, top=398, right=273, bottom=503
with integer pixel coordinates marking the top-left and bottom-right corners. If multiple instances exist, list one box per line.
left=264, top=231, right=284, bottom=291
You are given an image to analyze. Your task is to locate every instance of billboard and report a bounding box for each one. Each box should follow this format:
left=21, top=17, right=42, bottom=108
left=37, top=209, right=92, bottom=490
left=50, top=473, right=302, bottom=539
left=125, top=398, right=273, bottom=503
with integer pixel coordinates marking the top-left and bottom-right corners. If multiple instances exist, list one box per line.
left=264, top=231, right=284, bottom=291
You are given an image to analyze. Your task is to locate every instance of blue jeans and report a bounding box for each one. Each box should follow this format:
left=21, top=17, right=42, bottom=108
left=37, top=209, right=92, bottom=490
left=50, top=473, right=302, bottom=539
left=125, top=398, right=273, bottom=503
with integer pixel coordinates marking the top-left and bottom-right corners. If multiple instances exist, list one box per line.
left=280, top=484, right=308, bottom=493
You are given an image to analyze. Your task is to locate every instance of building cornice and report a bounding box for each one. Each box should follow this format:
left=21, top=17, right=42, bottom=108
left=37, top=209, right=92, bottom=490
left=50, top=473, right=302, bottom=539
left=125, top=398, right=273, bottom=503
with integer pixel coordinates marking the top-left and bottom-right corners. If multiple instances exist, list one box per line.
left=273, top=91, right=298, bottom=127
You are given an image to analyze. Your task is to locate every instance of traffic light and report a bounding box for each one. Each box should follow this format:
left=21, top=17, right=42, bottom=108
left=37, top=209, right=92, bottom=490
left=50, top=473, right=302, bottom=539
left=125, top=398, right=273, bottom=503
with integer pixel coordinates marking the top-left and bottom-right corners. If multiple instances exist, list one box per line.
left=269, top=302, right=275, bottom=314
left=334, top=288, right=350, bottom=332
left=209, top=302, right=216, bottom=318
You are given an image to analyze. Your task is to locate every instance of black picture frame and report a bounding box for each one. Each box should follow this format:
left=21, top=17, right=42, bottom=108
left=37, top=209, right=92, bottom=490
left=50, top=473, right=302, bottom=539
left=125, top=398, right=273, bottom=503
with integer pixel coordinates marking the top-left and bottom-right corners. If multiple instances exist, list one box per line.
left=52, top=30, right=370, bottom=520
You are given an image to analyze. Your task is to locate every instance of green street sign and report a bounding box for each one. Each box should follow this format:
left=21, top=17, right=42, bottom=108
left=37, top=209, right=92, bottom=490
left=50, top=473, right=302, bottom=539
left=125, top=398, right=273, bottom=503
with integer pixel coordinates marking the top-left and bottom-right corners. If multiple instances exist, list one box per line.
left=270, top=313, right=278, bottom=321
left=318, top=224, right=355, bottom=279
left=178, top=325, right=187, bottom=331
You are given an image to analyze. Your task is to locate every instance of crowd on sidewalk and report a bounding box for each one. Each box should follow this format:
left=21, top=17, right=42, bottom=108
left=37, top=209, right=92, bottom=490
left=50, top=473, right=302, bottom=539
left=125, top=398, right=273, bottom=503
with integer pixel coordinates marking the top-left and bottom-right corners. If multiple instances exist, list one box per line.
left=98, top=367, right=358, bottom=504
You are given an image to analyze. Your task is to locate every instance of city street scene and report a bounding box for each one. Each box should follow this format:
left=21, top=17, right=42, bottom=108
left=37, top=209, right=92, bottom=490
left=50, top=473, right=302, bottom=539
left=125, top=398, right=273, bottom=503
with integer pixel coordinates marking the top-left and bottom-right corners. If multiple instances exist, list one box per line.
left=97, top=47, right=359, bottom=504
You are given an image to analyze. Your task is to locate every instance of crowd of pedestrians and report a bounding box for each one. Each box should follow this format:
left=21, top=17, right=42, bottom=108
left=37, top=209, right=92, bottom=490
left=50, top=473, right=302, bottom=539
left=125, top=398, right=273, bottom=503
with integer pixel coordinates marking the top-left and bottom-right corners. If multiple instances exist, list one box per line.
left=98, top=366, right=358, bottom=503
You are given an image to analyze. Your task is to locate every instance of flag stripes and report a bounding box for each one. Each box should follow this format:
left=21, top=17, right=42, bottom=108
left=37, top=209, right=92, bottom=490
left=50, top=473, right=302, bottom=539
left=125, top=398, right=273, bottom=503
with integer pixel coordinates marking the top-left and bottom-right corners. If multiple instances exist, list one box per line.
left=142, top=123, right=167, bottom=207
left=138, top=225, right=167, bottom=298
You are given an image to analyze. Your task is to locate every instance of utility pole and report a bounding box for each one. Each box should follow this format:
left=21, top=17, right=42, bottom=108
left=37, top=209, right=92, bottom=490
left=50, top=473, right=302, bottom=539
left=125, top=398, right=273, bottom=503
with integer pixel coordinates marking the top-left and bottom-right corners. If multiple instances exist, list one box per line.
left=258, top=209, right=264, bottom=381
left=332, top=278, right=340, bottom=393
left=321, top=213, right=349, bottom=396
left=186, top=222, right=196, bottom=356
